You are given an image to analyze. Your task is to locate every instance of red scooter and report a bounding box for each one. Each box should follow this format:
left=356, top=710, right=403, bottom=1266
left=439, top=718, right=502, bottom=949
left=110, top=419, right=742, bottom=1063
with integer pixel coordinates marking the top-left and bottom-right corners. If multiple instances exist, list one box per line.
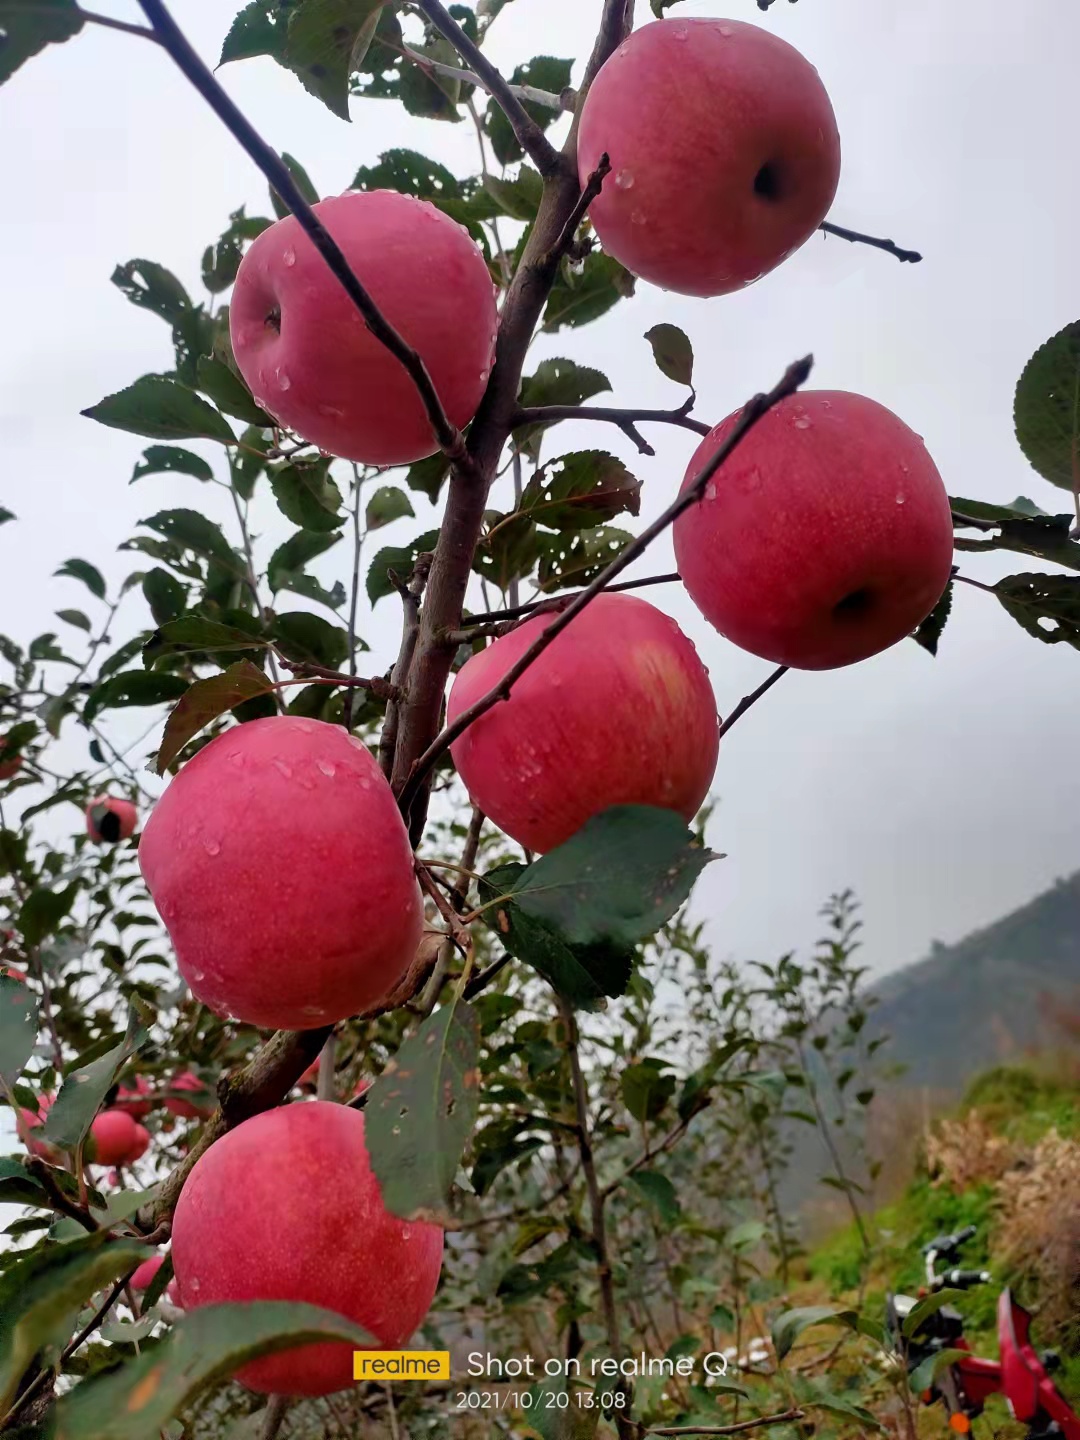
left=886, top=1225, right=1080, bottom=1438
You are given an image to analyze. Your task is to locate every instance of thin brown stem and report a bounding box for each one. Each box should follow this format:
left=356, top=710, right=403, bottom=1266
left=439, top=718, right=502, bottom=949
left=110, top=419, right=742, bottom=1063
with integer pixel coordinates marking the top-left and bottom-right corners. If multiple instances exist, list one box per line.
left=717, top=666, right=789, bottom=740
left=78, top=7, right=159, bottom=39
left=344, top=467, right=368, bottom=730
left=274, top=656, right=397, bottom=698
left=398, top=356, right=811, bottom=815
left=258, top=1395, right=292, bottom=1440
left=511, top=400, right=711, bottom=456
left=820, top=219, right=921, bottom=264
left=458, top=573, right=682, bottom=630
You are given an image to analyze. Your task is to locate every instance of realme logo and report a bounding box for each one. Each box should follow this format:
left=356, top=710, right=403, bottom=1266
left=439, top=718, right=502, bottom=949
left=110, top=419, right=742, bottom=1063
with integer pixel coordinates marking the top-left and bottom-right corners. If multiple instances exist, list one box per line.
left=354, top=1351, right=451, bottom=1381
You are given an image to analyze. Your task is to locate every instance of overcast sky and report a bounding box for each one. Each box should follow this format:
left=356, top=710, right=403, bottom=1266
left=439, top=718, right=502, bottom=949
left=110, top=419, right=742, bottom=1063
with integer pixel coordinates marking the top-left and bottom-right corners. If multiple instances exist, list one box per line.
left=2, top=0, right=1078, bottom=986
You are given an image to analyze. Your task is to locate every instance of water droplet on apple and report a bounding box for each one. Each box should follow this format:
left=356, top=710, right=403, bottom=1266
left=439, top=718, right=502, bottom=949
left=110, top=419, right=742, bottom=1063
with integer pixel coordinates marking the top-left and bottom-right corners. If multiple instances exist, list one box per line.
left=191, top=970, right=205, bottom=983
left=283, top=248, right=296, bottom=267
left=479, top=368, right=491, bottom=384
left=202, top=838, right=221, bottom=856
left=276, top=369, right=292, bottom=391
left=296, top=721, right=315, bottom=734
left=673, top=24, right=689, bottom=40
left=705, top=481, right=717, bottom=501
left=317, top=760, right=336, bottom=778
left=252, top=396, right=267, bottom=410
left=318, top=404, right=345, bottom=419
left=794, top=416, right=812, bottom=430
left=717, top=24, right=734, bottom=36
left=273, top=759, right=293, bottom=779
left=229, top=751, right=245, bottom=768
left=618, top=40, right=632, bottom=57
left=614, top=168, right=635, bottom=191
left=631, top=209, right=648, bottom=226
left=301, top=1005, right=325, bottom=1018
left=895, top=493, right=906, bottom=505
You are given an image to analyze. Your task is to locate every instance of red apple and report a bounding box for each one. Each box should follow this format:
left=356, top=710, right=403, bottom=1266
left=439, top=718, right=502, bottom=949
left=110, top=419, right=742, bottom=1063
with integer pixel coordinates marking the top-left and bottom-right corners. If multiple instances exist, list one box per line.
left=673, top=390, right=954, bottom=669
left=131, top=1253, right=165, bottom=1291
left=89, top=1109, right=147, bottom=1167
left=163, top=1071, right=213, bottom=1120
left=0, top=736, right=22, bottom=782
left=447, top=592, right=719, bottom=853
left=229, top=190, right=498, bottom=465
left=298, top=1057, right=320, bottom=1090
left=577, top=18, right=840, bottom=296
left=86, top=795, right=137, bottom=844
left=2, top=966, right=26, bottom=983
left=22, top=1094, right=61, bottom=1164
left=115, top=1073, right=154, bottom=1121
left=140, top=717, right=423, bottom=1030
left=172, top=1102, right=443, bottom=1396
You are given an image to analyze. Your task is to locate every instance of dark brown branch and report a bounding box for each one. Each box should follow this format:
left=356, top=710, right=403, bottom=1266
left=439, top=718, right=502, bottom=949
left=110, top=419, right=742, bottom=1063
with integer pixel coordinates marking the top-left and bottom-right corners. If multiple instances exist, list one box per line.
left=717, top=665, right=789, bottom=740
left=78, top=7, right=160, bottom=39
left=512, top=397, right=711, bottom=457
left=644, top=1413, right=806, bottom=1437
left=413, top=0, right=563, bottom=177
left=135, top=0, right=473, bottom=470
left=457, top=574, right=682, bottom=630
left=462, top=951, right=512, bottom=999
left=25, top=1158, right=98, bottom=1233
left=820, top=220, right=921, bottom=264
left=544, top=154, right=612, bottom=262
left=275, top=656, right=397, bottom=699
left=398, top=355, right=812, bottom=815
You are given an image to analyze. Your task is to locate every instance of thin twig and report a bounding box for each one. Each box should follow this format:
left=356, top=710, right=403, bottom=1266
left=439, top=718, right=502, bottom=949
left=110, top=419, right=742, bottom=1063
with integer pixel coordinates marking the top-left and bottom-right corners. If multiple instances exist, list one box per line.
left=136, top=0, right=472, bottom=469
left=344, top=467, right=368, bottom=730
left=77, top=6, right=160, bottom=40
left=398, top=356, right=812, bottom=815
left=511, top=399, right=711, bottom=456
left=462, top=952, right=512, bottom=1000
left=457, top=574, right=682, bottom=630
left=274, top=656, right=397, bottom=698
left=544, top=154, right=612, bottom=263
left=258, top=1395, right=292, bottom=1440
left=413, top=0, right=563, bottom=175
left=716, top=666, right=789, bottom=741
left=820, top=220, right=921, bottom=264
left=402, top=44, right=570, bottom=113
left=25, top=1158, right=98, bottom=1232
left=229, top=487, right=284, bottom=711
left=645, top=1411, right=805, bottom=1437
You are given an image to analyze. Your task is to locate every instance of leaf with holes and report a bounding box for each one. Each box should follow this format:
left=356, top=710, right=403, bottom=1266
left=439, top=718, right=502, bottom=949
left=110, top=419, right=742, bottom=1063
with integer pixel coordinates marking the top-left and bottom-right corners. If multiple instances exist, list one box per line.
left=43, top=1009, right=147, bottom=1152
left=54, top=1301, right=376, bottom=1440
left=219, top=0, right=288, bottom=66
left=365, top=995, right=481, bottom=1222
left=645, top=323, right=694, bottom=387
left=0, top=0, right=84, bottom=85
left=131, top=445, right=216, bottom=485
left=284, top=0, right=388, bottom=120
left=1014, top=321, right=1080, bottom=494
left=111, top=258, right=192, bottom=327
left=400, top=36, right=466, bottom=122
left=473, top=513, right=544, bottom=592
left=352, top=148, right=462, bottom=199
left=482, top=165, right=544, bottom=222
left=366, top=531, right=440, bottom=605
left=995, top=573, right=1080, bottom=649
left=83, top=376, right=235, bottom=444
left=912, top=580, right=953, bottom=656
left=951, top=495, right=1080, bottom=573
left=519, top=357, right=611, bottom=413
left=269, top=461, right=344, bottom=532
left=365, top=484, right=415, bottom=531
left=0, top=1232, right=148, bottom=1418
left=140, top=510, right=240, bottom=569
left=544, top=253, right=636, bottom=333
left=479, top=863, right=632, bottom=1008
left=0, top=973, right=38, bottom=1090
left=521, top=451, right=641, bottom=532
left=537, top=525, right=633, bottom=592
left=155, top=661, right=277, bottom=774
left=83, top=670, right=189, bottom=726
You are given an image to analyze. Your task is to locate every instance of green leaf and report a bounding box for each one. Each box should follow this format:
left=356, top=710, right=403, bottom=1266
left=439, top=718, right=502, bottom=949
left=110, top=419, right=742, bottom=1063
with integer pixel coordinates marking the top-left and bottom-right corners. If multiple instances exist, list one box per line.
left=231, top=426, right=272, bottom=501
left=202, top=208, right=272, bottom=293
left=219, top=0, right=287, bottom=66
left=271, top=612, right=348, bottom=668
left=473, top=512, right=544, bottom=593
left=0, top=1157, right=47, bottom=1209
left=352, top=148, right=462, bottom=199
left=284, top=0, right=388, bottom=120
left=907, top=1346, right=970, bottom=1396
left=537, top=525, right=633, bottom=592
left=44, top=1010, right=147, bottom=1151
left=0, top=507, right=15, bottom=524
left=400, top=36, right=465, bottom=122
left=365, top=484, right=415, bottom=531
left=18, top=882, right=79, bottom=947
left=544, top=253, right=636, bottom=333
left=142, top=569, right=187, bottom=627
left=995, top=572, right=1080, bottom=648
left=268, top=528, right=341, bottom=593
left=525, top=1375, right=600, bottom=1439
left=482, top=165, right=543, bottom=222
left=620, top=1062, right=675, bottom=1123
left=54, top=558, right=106, bottom=600
left=83, top=669, right=189, bottom=725
left=485, top=56, right=571, bottom=164
left=131, top=445, right=215, bottom=486
left=111, top=258, right=192, bottom=327
left=140, top=509, right=238, bottom=567
left=83, top=376, right=235, bottom=444
left=771, top=1305, right=866, bottom=1361
left=269, top=460, right=344, bottom=532
left=1014, top=320, right=1080, bottom=493
left=912, top=579, right=952, bottom=656
left=0, top=0, right=84, bottom=86
left=479, top=863, right=631, bottom=1007
left=519, top=357, right=611, bottom=411
left=155, top=661, right=277, bottom=774
left=0, top=973, right=39, bottom=1090
left=644, top=323, right=694, bottom=387
left=520, top=450, right=642, bottom=531
left=55, top=608, right=91, bottom=632
left=54, top=1301, right=376, bottom=1439
left=900, top=1288, right=967, bottom=1340
left=268, top=150, right=321, bottom=220
left=0, top=1232, right=147, bottom=1417
left=196, top=356, right=272, bottom=426
left=366, top=530, right=440, bottom=605
left=143, top=617, right=266, bottom=667
left=366, top=995, right=481, bottom=1223
left=626, top=1169, right=681, bottom=1225
left=405, top=451, right=452, bottom=503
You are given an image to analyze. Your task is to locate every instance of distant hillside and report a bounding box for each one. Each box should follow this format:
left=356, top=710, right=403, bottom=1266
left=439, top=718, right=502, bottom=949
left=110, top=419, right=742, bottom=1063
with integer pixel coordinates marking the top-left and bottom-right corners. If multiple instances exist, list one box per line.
left=869, top=871, right=1080, bottom=1092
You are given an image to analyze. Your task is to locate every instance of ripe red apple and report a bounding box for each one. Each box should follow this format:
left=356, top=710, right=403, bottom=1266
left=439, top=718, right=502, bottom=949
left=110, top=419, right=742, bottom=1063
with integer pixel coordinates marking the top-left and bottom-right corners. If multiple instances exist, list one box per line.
left=673, top=390, right=954, bottom=669
left=131, top=1253, right=165, bottom=1291
left=86, top=795, right=137, bottom=844
left=2, top=966, right=26, bottom=983
left=447, top=592, right=719, bottom=853
left=163, top=1071, right=213, bottom=1120
left=22, top=1094, right=61, bottom=1164
left=577, top=18, right=840, bottom=296
left=172, top=1102, right=443, bottom=1396
left=89, top=1109, right=148, bottom=1166
left=115, top=1073, right=154, bottom=1120
left=140, top=717, right=423, bottom=1030
left=0, top=736, right=22, bottom=782
left=229, top=190, right=498, bottom=465
left=298, top=1057, right=320, bottom=1090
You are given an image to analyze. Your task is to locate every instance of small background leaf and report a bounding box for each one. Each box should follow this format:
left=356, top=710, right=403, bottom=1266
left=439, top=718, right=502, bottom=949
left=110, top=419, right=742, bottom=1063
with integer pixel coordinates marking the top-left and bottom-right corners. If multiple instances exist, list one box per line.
left=645, top=323, right=694, bottom=387
left=1014, top=320, right=1080, bottom=492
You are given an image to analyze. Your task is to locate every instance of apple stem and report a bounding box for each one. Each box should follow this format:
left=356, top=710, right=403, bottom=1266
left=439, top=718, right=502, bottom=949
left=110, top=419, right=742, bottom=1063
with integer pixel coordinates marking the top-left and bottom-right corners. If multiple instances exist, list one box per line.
left=820, top=220, right=922, bottom=265
left=717, top=666, right=790, bottom=741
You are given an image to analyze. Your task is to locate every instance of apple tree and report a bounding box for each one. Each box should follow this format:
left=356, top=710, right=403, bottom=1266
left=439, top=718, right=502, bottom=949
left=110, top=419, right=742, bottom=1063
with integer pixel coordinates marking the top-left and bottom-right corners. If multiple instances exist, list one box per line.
left=1, top=2, right=1078, bottom=1438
